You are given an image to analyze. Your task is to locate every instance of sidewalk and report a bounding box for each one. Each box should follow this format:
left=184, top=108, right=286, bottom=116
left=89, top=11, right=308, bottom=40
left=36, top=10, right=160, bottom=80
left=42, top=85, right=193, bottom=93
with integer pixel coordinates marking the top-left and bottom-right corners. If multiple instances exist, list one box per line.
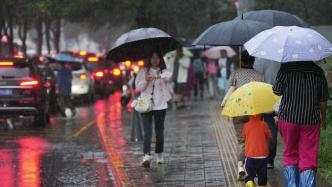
left=118, top=99, right=332, bottom=187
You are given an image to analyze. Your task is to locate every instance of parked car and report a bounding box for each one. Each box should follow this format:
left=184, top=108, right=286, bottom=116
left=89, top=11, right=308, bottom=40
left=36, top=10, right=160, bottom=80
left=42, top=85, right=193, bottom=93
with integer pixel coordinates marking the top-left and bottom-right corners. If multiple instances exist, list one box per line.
left=0, top=58, right=50, bottom=127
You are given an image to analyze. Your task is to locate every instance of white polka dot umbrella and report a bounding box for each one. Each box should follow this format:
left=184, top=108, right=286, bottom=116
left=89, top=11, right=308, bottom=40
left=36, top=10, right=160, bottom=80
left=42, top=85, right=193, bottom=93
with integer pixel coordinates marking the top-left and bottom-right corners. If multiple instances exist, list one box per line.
left=244, top=26, right=332, bottom=62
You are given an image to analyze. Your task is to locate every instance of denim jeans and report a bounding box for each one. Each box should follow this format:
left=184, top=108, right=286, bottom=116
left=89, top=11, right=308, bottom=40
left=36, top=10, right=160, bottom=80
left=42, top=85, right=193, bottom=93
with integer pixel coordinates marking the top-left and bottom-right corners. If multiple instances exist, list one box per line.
left=141, top=110, right=166, bottom=154
left=263, top=113, right=278, bottom=165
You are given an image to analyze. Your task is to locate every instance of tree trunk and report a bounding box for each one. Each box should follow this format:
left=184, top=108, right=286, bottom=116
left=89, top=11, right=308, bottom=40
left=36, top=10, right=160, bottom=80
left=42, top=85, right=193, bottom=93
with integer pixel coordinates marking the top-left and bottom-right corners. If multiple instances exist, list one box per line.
left=52, top=19, right=61, bottom=53
left=45, top=21, right=52, bottom=54
left=35, top=19, right=43, bottom=55
left=18, top=20, right=28, bottom=55
left=8, top=16, right=14, bottom=55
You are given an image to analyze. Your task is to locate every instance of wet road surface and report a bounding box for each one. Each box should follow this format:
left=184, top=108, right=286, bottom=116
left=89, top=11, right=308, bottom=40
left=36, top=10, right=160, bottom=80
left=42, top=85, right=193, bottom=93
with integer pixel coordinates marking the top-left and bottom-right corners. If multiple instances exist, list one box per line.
left=0, top=92, right=133, bottom=187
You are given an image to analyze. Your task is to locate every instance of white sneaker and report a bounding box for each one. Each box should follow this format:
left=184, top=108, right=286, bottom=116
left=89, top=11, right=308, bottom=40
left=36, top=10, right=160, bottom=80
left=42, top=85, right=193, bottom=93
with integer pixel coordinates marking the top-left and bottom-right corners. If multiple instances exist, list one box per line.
left=238, top=161, right=246, bottom=181
left=156, top=153, right=164, bottom=164
left=142, top=154, right=151, bottom=168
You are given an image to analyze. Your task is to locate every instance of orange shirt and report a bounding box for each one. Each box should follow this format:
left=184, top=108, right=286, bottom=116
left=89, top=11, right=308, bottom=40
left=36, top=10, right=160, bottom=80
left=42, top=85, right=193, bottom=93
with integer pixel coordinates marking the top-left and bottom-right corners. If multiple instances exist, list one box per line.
left=242, top=115, right=272, bottom=158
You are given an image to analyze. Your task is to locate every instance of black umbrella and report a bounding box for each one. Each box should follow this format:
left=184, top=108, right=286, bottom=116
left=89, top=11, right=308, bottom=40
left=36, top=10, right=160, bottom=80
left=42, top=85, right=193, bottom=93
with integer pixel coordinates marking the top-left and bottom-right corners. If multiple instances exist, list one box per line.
left=107, top=28, right=180, bottom=62
left=192, top=19, right=270, bottom=46
left=239, top=9, right=309, bottom=27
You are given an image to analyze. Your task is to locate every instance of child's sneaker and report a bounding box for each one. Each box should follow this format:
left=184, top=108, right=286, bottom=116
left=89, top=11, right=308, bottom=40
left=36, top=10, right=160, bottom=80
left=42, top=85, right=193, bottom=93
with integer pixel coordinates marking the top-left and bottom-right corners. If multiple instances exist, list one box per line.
left=142, top=154, right=151, bottom=168
left=156, top=153, right=164, bottom=164
left=245, top=181, right=255, bottom=187
left=238, top=161, right=246, bottom=181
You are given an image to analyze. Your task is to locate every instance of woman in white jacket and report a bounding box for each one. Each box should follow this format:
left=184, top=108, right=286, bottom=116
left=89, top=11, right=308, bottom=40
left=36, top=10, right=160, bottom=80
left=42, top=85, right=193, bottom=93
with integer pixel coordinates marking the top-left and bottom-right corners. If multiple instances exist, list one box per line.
left=135, top=50, right=172, bottom=168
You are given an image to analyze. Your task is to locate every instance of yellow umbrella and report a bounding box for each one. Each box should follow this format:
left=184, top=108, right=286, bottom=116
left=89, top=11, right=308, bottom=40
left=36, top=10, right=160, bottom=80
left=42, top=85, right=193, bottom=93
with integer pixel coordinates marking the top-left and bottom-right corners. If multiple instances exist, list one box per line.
left=221, top=81, right=280, bottom=117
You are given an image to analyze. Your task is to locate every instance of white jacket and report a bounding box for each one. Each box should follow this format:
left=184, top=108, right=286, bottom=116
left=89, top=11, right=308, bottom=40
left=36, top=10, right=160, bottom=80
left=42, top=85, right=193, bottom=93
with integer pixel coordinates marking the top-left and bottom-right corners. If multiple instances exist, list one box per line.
left=177, top=57, right=190, bottom=83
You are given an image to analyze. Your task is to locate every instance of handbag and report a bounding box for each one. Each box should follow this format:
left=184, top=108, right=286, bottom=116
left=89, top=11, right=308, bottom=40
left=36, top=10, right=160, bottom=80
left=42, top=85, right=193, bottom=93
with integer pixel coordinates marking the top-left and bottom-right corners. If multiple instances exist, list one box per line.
left=132, top=79, right=156, bottom=113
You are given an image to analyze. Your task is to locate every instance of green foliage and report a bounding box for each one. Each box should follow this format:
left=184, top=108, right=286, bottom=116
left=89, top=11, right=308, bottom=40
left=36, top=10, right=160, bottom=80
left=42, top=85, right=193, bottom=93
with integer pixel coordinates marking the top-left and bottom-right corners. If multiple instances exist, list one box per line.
left=318, top=105, right=332, bottom=183
left=254, top=0, right=332, bottom=25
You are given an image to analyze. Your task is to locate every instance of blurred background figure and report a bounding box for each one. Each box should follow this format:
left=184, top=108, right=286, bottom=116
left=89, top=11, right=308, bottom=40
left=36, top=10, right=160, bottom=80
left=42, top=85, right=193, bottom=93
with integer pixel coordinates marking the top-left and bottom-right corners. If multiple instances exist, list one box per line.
left=192, top=51, right=206, bottom=100
left=174, top=48, right=190, bottom=108
left=57, top=62, right=76, bottom=118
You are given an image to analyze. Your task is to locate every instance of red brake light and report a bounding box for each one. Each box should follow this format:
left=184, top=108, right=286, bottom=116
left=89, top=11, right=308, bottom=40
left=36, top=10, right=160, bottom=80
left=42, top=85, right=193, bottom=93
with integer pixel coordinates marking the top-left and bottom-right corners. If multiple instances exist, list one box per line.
left=44, top=82, right=51, bottom=88
left=20, top=80, right=39, bottom=86
left=113, top=68, right=121, bottom=76
left=0, top=61, right=14, bottom=66
left=96, top=71, right=104, bottom=77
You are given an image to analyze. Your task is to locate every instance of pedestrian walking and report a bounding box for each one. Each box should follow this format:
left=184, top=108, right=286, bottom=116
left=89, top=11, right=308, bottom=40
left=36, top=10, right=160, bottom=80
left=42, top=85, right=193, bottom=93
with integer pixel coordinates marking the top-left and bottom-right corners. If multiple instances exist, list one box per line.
left=135, top=50, right=172, bottom=168
left=57, top=62, right=76, bottom=118
left=174, top=48, right=190, bottom=108
left=192, top=52, right=205, bottom=100
left=254, top=58, right=281, bottom=169
left=273, top=62, right=329, bottom=186
left=243, top=114, right=272, bottom=187
left=227, top=50, right=264, bottom=180
left=206, top=58, right=218, bottom=99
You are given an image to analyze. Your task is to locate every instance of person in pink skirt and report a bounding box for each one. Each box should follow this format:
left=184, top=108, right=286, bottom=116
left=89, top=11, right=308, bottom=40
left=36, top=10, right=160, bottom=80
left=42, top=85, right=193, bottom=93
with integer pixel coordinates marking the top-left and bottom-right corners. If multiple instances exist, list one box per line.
left=273, top=61, right=329, bottom=187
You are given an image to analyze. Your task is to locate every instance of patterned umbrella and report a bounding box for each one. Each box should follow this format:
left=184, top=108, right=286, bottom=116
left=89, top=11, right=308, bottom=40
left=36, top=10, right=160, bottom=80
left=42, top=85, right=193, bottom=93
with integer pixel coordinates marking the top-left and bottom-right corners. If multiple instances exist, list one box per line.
left=222, top=82, right=280, bottom=117
left=244, top=26, right=332, bottom=62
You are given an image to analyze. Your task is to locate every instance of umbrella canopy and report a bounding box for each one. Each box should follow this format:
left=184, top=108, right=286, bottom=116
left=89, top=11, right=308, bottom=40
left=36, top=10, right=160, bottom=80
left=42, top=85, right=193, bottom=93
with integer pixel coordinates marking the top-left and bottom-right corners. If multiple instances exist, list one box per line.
left=244, top=26, right=332, bottom=62
left=239, top=10, right=309, bottom=27
left=108, top=28, right=180, bottom=62
left=203, top=46, right=236, bottom=59
left=47, top=53, right=82, bottom=63
left=221, top=82, right=280, bottom=117
left=192, top=19, right=270, bottom=46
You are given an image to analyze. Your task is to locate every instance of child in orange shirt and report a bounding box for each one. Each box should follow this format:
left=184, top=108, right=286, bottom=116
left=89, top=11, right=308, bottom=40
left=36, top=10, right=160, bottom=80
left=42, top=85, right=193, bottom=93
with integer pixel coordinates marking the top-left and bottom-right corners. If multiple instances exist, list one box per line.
left=242, top=114, right=272, bottom=187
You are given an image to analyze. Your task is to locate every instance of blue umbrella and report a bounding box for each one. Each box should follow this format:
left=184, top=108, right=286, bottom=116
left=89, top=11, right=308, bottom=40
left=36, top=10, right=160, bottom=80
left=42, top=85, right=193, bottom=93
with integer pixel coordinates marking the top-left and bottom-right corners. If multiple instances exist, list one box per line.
left=53, top=54, right=81, bottom=63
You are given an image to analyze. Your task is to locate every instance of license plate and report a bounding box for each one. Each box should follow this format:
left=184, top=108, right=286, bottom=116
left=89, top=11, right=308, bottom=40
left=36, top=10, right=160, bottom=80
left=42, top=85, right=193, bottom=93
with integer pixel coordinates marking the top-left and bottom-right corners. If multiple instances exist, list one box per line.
left=0, top=89, right=12, bottom=96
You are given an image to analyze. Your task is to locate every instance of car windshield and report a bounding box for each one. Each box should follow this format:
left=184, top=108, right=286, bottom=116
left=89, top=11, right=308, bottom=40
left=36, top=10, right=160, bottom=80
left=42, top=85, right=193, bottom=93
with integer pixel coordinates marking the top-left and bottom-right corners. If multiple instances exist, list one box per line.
left=0, top=65, right=31, bottom=79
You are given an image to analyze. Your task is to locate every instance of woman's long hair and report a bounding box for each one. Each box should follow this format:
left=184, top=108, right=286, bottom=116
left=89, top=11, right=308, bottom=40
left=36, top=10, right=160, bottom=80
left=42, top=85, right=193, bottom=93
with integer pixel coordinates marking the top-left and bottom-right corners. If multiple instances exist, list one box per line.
left=146, top=50, right=167, bottom=73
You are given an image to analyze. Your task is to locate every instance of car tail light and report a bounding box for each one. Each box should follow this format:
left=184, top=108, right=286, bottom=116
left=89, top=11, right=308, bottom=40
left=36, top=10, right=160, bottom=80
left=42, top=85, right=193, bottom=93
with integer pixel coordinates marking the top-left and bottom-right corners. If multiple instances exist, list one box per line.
left=108, top=80, right=113, bottom=85
left=124, top=60, right=131, bottom=68
left=132, top=65, right=140, bottom=73
left=13, top=54, right=24, bottom=59
left=112, top=68, right=121, bottom=76
left=88, top=57, right=98, bottom=62
left=96, top=71, right=104, bottom=77
left=44, top=81, right=51, bottom=88
left=80, top=74, right=87, bottom=80
left=20, top=80, right=39, bottom=86
left=79, top=50, right=87, bottom=56
left=0, top=61, right=14, bottom=66
left=137, top=60, right=144, bottom=66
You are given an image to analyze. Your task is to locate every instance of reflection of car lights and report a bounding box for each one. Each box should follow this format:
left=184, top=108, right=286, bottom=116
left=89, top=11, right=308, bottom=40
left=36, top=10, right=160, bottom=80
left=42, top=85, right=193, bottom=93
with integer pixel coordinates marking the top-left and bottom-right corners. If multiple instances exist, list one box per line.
left=80, top=74, right=87, bottom=80
left=13, top=54, right=24, bottom=59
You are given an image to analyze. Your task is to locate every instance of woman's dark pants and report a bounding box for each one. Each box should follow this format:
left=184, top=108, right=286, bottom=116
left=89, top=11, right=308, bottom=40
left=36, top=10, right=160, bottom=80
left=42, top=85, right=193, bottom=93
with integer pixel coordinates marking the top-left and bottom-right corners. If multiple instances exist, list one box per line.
left=141, top=109, right=166, bottom=155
